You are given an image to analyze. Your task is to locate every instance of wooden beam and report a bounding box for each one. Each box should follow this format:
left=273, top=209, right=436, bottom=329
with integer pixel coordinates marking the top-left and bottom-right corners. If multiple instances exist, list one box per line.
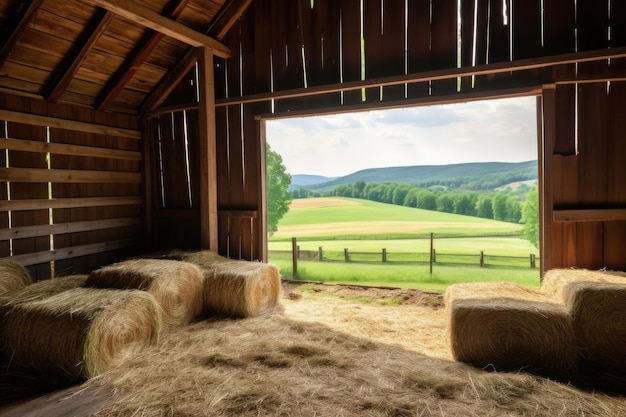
left=206, top=0, right=253, bottom=40
left=0, top=217, right=139, bottom=240
left=554, top=209, right=626, bottom=222
left=96, top=0, right=190, bottom=111
left=82, top=0, right=230, bottom=57
left=0, top=110, right=140, bottom=138
left=47, top=10, right=114, bottom=103
left=140, top=48, right=198, bottom=113
left=2, top=196, right=141, bottom=211
left=197, top=47, right=218, bottom=250
left=0, top=0, right=44, bottom=68
left=0, top=138, right=141, bottom=160
left=216, top=45, right=626, bottom=107
left=0, top=167, right=142, bottom=183
left=140, top=0, right=251, bottom=113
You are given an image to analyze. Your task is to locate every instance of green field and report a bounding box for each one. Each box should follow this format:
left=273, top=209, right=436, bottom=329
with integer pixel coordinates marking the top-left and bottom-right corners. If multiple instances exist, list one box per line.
left=268, top=197, right=540, bottom=292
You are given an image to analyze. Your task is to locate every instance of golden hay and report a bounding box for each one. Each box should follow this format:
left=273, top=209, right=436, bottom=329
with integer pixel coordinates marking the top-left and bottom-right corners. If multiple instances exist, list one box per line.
left=563, top=281, right=626, bottom=375
left=180, top=249, right=229, bottom=266
left=1, top=287, right=162, bottom=381
left=201, top=260, right=281, bottom=318
left=0, top=260, right=32, bottom=296
left=83, top=297, right=626, bottom=417
left=444, top=282, right=578, bottom=378
left=86, top=259, right=204, bottom=327
left=0, top=275, right=87, bottom=309
left=541, top=268, right=626, bottom=303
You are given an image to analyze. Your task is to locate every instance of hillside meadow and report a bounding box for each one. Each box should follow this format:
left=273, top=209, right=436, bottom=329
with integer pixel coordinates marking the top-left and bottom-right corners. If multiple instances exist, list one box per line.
left=268, top=197, right=540, bottom=291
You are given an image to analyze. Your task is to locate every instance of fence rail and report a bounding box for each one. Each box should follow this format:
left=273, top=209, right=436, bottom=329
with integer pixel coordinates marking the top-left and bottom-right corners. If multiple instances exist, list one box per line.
left=269, top=235, right=540, bottom=279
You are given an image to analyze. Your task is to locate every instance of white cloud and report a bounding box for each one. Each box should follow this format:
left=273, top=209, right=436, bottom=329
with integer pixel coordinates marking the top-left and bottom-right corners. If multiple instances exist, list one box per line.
left=266, top=96, right=538, bottom=177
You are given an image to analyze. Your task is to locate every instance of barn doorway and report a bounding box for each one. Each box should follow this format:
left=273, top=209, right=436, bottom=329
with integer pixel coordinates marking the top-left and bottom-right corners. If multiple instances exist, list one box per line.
left=264, top=95, right=540, bottom=292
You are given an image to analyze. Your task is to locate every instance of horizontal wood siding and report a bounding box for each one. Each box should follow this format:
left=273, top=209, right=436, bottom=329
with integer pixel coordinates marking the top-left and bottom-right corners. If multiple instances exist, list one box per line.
left=0, top=93, right=142, bottom=278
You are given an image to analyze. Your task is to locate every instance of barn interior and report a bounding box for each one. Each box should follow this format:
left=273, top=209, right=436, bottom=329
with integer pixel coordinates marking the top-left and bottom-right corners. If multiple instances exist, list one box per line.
left=1, top=0, right=626, bottom=415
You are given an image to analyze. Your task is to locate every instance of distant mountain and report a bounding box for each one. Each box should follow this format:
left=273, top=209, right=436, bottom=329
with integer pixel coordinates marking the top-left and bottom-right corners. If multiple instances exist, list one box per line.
left=290, top=174, right=339, bottom=190
left=304, top=160, right=537, bottom=193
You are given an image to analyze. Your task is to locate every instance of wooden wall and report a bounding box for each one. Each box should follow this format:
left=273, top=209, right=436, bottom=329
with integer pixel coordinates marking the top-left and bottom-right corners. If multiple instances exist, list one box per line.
left=0, top=93, right=142, bottom=280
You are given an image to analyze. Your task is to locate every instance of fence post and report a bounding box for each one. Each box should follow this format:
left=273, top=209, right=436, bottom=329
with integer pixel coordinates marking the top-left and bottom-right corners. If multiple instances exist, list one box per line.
left=291, top=237, right=298, bottom=279
left=382, top=248, right=387, bottom=263
left=480, top=251, right=484, bottom=267
left=530, top=254, right=536, bottom=269
left=344, top=248, right=349, bottom=262
left=429, top=233, right=434, bottom=274
left=297, top=245, right=300, bottom=259
left=318, top=246, right=323, bottom=261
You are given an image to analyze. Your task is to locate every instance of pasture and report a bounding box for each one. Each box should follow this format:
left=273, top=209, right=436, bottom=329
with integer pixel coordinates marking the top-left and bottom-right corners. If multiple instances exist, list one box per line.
left=269, top=197, right=540, bottom=291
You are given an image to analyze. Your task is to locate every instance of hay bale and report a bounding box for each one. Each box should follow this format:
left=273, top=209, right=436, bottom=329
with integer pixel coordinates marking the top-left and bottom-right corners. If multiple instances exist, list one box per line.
left=445, top=282, right=578, bottom=378
left=563, top=281, right=626, bottom=375
left=0, top=275, right=87, bottom=307
left=202, top=260, right=281, bottom=318
left=0, top=260, right=32, bottom=296
left=180, top=250, right=229, bottom=266
left=541, top=268, right=626, bottom=303
left=86, top=259, right=204, bottom=327
left=1, top=287, right=162, bottom=381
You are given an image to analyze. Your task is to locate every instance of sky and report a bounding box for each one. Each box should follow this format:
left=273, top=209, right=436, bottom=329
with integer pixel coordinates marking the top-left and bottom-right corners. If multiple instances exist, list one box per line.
left=266, top=96, right=538, bottom=178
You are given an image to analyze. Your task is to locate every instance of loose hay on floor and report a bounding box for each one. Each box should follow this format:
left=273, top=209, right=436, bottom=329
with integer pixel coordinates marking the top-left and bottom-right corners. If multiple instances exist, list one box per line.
left=563, top=281, right=626, bottom=375
left=1, top=287, right=162, bottom=381
left=444, top=282, right=578, bottom=379
left=201, top=260, right=282, bottom=317
left=0, top=260, right=32, bottom=296
left=86, top=259, right=204, bottom=327
left=541, top=268, right=626, bottom=303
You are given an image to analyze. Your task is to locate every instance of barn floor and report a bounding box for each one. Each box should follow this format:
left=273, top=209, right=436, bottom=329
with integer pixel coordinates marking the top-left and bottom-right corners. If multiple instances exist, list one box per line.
left=1, top=281, right=626, bottom=417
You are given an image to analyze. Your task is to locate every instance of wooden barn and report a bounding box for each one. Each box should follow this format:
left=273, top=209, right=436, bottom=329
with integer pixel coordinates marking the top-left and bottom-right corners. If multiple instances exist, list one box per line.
left=2, top=0, right=626, bottom=416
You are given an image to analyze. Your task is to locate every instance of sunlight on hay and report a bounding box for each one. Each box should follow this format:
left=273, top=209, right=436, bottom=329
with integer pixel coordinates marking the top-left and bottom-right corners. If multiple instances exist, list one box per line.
left=2, top=287, right=162, bottom=381
left=541, top=268, right=626, bottom=303
left=444, top=282, right=578, bottom=378
left=86, top=259, right=204, bottom=327
left=563, top=281, right=626, bottom=375
left=85, top=293, right=626, bottom=417
left=0, top=260, right=32, bottom=296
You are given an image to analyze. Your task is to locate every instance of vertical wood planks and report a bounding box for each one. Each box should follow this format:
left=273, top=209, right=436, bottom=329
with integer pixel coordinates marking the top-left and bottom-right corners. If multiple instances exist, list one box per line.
left=406, top=0, right=431, bottom=98
left=0, top=113, right=9, bottom=258
left=429, top=0, right=457, bottom=95
left=340, top=0, right=363, bottom=105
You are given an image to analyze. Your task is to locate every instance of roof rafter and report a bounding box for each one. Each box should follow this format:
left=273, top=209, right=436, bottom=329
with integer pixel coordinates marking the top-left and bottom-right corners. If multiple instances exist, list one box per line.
left=140, top=0, right=252, bottom=113
left=0, top=0, right=44, bottom=68
left=82, top=0, right=231, bottom=58
left=47, top=9, right=114, bottom=103
left=95, top=0, right=191, bottom=111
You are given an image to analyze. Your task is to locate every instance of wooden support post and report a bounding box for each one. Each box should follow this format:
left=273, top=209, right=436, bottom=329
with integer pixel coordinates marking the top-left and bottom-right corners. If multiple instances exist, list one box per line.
left=382, top=248, right=387, bottom=263
left=480, top=251, right=484, bottom=267
left=531, top=254, right=536, bottom=269
left=318, top=246, right=323, bottom=261
left=197, top=47, right=218, bottom=250
left=429, top=233, right=434, bottom=274
left=291, top=237, right=298, bottom=279
left=344, top=248, right=349, bottom=262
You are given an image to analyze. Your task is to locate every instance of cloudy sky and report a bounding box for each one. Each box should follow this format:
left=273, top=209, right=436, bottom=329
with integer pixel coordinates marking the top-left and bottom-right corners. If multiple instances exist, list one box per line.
left=266, top=96, right=538, bottom=178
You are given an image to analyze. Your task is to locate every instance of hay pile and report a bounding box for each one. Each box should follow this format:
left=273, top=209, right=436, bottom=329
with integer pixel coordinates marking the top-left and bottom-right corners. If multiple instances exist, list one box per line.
left=444, top=281, right=578, bottom=379
left=0, top=260, right=32, bottom=296
left=1, top=287, right=162, bottom=381
left=86, top=259, right=205, bottom=327
left=562, top=281, right=626, bottom=376
left=541, top=268, right=626, bottom=303
left=0, top=275, right=87, bottom=308
left=201, top=260, right=281, bottom=318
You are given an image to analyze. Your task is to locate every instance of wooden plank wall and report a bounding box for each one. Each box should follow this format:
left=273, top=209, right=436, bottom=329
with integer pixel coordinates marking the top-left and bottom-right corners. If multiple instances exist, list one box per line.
left=0, top=93, right=142, bottom=280
left=201, top=0, right=626, bottom=267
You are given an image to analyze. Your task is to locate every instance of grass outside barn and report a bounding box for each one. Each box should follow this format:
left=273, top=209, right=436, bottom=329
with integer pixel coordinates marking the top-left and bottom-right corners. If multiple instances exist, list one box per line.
left=268, top=197, right=540, bottom=292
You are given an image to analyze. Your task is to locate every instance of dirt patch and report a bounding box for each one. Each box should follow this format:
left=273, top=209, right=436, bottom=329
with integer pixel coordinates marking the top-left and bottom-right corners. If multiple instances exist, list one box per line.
left=282, top=280, right=444, bottom=308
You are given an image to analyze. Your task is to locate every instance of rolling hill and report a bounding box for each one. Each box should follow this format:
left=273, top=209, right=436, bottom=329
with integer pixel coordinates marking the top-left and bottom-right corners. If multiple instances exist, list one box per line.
left=296, top=160, right=537, bottom=193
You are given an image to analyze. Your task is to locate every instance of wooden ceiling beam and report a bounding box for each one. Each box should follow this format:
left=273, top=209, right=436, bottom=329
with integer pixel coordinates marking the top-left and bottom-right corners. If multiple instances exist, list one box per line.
left=140, top=0, right=252, bottom=113
left=95, top=0, right=191, bottom=111
left=47, top=9, right=114, bottom=103
left=0, top=0, right=44, bottom=68
left=82, top=0, right=231, bottom=58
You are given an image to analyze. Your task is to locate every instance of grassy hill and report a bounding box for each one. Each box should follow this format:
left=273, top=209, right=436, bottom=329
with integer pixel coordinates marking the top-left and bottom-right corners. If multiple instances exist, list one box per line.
left=303, top=160, right=537, bottom=193
left=271, top=197, right=522, bottom=241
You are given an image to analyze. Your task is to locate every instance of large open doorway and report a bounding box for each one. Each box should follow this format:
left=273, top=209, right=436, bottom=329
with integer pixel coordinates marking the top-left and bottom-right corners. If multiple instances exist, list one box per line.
left=264, top=96, right=539, bottom=292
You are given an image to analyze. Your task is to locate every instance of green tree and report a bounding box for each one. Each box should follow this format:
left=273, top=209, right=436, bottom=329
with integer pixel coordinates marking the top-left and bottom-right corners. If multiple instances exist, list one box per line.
left=266, top=144, right=293, bottom=236
left=521, top=187, right=539, bottom=247
left=476, top=195, right=494, bottom=219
